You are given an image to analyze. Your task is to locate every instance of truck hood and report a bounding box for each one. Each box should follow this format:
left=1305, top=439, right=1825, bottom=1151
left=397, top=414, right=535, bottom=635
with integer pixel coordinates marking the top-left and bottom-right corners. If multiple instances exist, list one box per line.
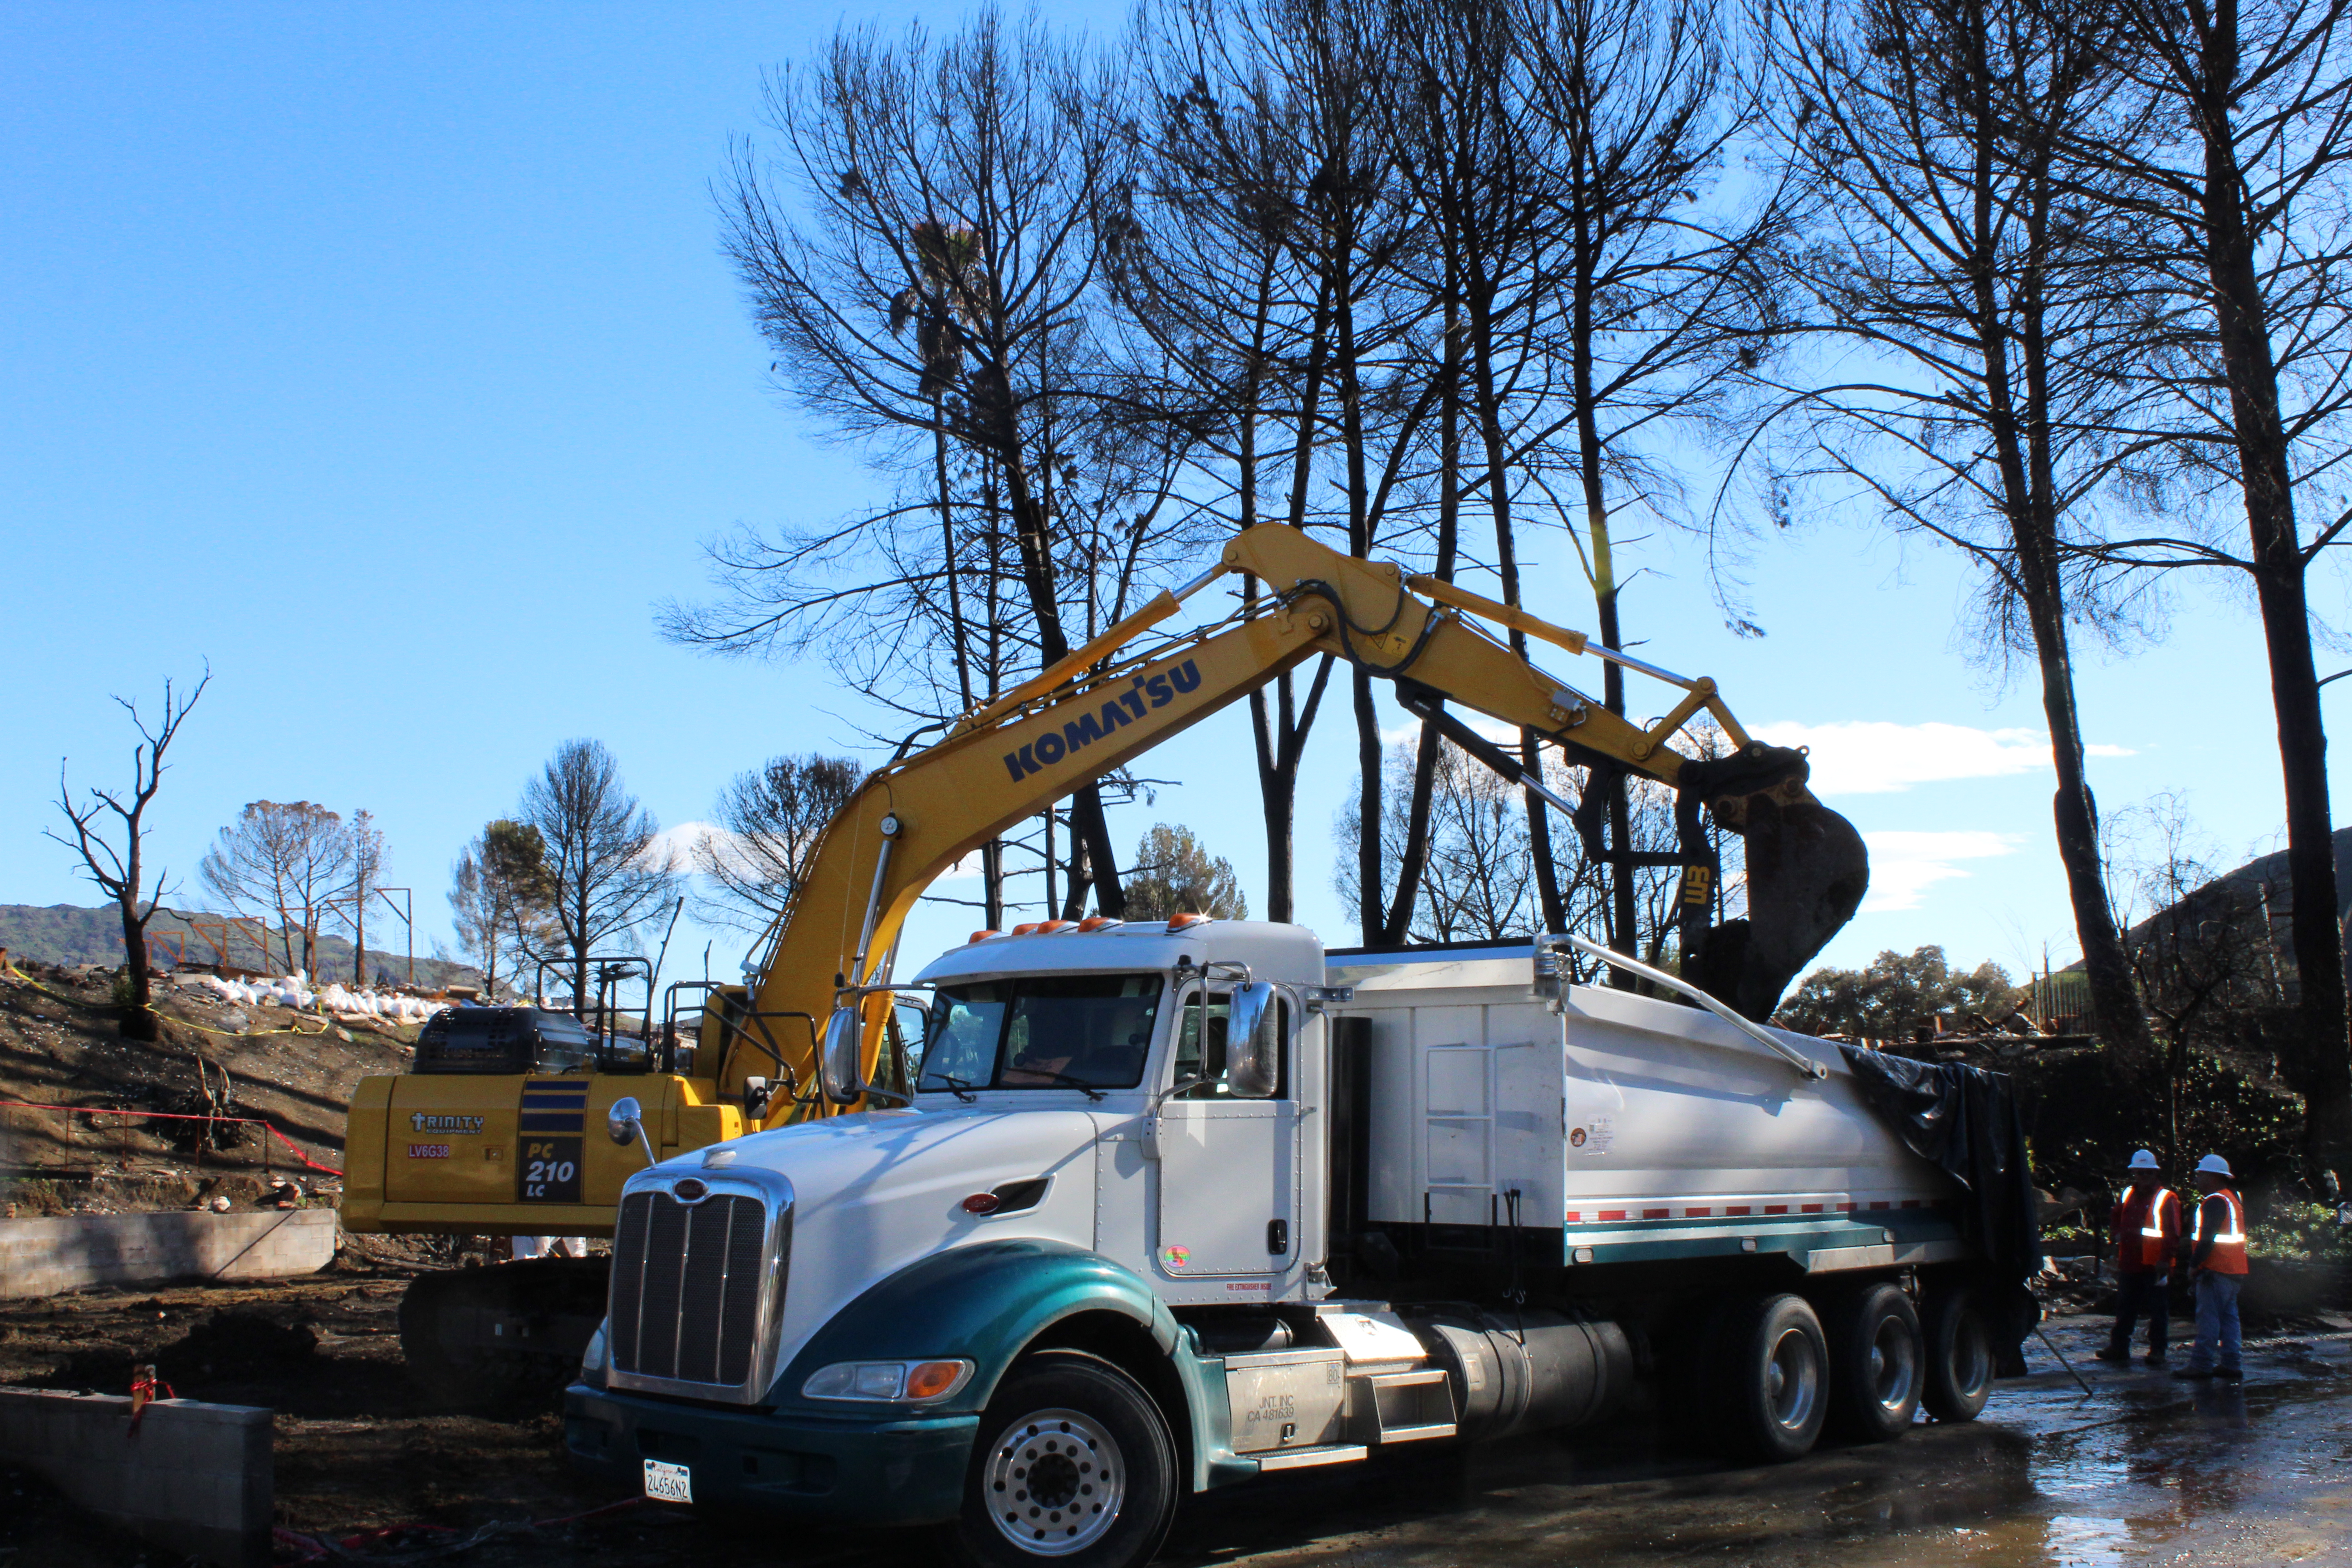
left=663, top=1105, right=1112, bottom=1381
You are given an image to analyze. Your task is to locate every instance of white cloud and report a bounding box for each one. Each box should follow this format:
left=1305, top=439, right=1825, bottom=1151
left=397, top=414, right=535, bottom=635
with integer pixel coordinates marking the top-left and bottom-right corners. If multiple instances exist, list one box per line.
left=1748, top=720, right=2133, bottom=796
left=1858, top=829, right=2023, bottom=912
left=642, top=821, right=713, bottom=875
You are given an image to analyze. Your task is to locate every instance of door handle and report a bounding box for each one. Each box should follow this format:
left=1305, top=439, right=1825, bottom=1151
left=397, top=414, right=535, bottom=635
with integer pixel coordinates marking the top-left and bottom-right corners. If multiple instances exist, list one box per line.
left=1267, top=1218, right=1289, bottom=1255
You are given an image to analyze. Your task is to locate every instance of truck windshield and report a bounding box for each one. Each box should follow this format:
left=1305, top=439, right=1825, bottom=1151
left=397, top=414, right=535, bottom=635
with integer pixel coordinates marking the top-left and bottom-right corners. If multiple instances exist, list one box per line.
left=918, top=973, right=1165, bottom=1093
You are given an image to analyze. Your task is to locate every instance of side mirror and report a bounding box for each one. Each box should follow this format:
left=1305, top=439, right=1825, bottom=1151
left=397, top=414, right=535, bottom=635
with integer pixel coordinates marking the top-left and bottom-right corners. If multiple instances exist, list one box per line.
left=1225, top=982, right=1281, bottom=1098
left=608, top=1095, right=647, bottom=1150
left=818, top=1004, right=866, bottom=1106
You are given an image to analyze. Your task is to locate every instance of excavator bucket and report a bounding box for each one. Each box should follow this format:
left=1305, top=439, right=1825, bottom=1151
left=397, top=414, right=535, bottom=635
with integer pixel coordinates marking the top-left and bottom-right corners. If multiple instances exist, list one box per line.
left=1680, top=759, right=1870, bottom=1021
left=1395, top=691, right=1867, bottom=1022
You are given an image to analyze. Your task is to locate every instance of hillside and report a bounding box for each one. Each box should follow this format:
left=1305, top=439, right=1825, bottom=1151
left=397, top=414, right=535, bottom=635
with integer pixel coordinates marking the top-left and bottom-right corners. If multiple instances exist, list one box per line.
left=0, top=903, right=479, bottom=989
left=0, top=952, right=418, bottom=1220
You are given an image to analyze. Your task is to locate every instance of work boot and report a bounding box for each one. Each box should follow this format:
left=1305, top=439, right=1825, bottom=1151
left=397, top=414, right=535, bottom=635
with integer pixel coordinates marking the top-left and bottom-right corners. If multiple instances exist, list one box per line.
left=2174, top=1367, right=2216, bottom=1381
left=2215, top=1367, right=2244, bottom=1381
left=2093, top=1347, right=2130, bottom=1364
left=2142, top=1353, right=2167, bottom=1367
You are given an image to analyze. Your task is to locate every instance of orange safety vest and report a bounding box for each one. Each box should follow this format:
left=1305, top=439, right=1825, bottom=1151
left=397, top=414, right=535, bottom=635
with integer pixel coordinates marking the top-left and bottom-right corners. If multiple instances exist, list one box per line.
left=2189, top=1186, right=2249, bottom=1275
left=2114, top=1185, right=2180, bottom=1271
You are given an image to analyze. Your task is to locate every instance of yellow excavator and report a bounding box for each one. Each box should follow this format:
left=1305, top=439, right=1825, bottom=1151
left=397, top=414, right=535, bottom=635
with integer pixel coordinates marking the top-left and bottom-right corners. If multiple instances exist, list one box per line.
left=344, top=524, right=1870, bottom=1391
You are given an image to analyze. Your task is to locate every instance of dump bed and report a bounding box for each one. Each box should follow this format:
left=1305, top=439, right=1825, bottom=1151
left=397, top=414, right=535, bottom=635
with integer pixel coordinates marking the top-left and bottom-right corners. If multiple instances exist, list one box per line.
left=1325, top=944, right=1971, bottom=1274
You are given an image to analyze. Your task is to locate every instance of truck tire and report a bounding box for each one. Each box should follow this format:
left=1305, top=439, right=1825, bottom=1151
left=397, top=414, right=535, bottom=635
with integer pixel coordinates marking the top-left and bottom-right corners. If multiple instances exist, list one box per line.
left=1824, top=1282, right=1921, bottom=1442
left=943, top=1351, right=1177, bottom=1568
left=1921, top=1286, right=1994, bottom=1423
left=1720, top=1294, right=1829, bottom=1463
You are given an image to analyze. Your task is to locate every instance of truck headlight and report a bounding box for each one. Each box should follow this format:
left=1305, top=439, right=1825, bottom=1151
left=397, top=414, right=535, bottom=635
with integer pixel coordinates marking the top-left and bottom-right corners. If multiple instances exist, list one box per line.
left=580, top=1323, right=610, bottom=1387
left=801, top=1358, right=974, bottom=1403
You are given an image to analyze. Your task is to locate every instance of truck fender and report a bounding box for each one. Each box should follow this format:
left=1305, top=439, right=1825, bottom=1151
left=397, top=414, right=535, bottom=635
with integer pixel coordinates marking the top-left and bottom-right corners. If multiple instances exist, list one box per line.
left=769, top=1239, right=1230, bottom=1485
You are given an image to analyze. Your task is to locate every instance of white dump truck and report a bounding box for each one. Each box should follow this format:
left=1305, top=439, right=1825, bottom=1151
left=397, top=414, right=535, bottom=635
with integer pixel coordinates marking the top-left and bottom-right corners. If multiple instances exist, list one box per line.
left=562, top=921, right=2038, bottom=1568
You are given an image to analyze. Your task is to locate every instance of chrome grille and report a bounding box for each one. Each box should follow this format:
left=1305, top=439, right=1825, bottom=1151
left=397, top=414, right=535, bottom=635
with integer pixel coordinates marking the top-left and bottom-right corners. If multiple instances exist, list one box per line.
left=608, top=1175, right=789, bottom=1401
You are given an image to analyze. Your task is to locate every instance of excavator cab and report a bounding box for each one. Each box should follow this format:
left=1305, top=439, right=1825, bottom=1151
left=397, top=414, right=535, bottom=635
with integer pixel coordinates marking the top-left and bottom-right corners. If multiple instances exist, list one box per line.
left=411, top=1006, right=597, bottom=1077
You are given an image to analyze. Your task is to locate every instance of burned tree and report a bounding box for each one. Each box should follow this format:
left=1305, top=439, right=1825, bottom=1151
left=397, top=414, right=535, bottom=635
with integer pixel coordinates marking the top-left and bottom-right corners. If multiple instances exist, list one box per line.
left=2048, top=0, right=2352, bottom=1165
left=1753, top=0, right=2162, bottom=1068
left=693, top=754, right=866, bottom=931
left=199, top=801, right=355, bottom=978
left=47, top=668, right=208, bottom=1043
left=518, top=740, right=678, bottom=1012
left=1122, top=0, right=1436, bottom=934
left=678, top=11, right=1218, bottom=921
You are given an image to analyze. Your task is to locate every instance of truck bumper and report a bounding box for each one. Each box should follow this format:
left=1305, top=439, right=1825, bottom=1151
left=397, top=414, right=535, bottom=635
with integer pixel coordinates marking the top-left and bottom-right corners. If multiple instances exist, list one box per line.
left=562, top=1383, right=978, bottom=1526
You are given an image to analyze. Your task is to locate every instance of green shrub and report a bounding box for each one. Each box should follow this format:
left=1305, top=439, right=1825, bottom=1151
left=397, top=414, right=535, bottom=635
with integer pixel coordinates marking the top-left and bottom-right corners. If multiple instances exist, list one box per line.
left=2250, top=1200, right=2352, bottom=1263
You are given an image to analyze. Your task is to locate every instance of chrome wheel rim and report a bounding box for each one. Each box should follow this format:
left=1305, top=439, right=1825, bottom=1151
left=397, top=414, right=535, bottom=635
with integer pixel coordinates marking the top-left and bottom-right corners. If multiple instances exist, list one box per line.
left=1870, top=1316, right=1918, bottom=1414
left=1766, top=1328, right=1821, bottom=1432
left=984, top=1406, right=1125, bottom=1555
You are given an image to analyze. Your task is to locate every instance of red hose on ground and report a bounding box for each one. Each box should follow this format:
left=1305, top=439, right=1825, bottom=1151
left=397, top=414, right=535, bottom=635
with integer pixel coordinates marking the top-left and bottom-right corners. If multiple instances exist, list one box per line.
left=0, top=1098, right=344, bottom=1178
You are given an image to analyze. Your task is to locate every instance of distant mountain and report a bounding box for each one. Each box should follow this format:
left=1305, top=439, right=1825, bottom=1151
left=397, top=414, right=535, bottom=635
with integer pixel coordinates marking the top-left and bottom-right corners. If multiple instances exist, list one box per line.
left=0, top=902, right=480, bottom=989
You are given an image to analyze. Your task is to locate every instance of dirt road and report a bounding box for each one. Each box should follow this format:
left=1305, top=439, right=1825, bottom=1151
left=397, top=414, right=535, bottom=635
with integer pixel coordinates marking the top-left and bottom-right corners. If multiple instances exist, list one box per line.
left=2, top=1281, right=2346, bottom=1568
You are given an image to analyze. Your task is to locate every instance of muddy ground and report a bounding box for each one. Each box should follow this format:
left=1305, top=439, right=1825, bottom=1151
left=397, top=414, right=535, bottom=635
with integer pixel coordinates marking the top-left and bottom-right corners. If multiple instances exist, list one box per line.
left=3, top=1268, right=2350, bottom=1568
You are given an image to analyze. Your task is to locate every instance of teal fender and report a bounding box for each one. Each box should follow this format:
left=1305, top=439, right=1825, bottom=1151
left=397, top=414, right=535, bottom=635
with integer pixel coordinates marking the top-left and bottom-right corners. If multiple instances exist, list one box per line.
left=771, top=1239, right=1251, bottom=1492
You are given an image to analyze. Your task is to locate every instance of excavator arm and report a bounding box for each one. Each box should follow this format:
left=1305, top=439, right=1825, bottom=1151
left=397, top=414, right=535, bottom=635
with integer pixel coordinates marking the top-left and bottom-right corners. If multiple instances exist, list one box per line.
left=726, top=524, right=1867, bottom=1115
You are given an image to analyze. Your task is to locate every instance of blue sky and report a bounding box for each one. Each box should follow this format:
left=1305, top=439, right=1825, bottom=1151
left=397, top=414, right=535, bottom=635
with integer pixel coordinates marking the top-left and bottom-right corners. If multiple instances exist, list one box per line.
left=5, top=2, right=2345, bottom=997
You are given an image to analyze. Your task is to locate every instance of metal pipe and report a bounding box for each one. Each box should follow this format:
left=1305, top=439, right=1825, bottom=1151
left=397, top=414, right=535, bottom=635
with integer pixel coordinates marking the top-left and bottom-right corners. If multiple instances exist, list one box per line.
left=1585, top=644, right=1696, bottom=689
left=1559, top=934, right=1826, bottom=1080
left=848, top=817, right=899, bottom=992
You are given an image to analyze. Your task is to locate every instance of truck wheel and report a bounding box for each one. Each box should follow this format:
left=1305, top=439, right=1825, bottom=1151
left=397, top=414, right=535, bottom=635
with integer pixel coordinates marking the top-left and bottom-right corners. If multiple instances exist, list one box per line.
left=1824, top=1282, right=1921, bottom=1442
left=944, top=1351, right=1177, bottom=1568
left=1721, top=1294, right=1828, bottom=1462
left=1921, top=1286, right=1994, bottom=1423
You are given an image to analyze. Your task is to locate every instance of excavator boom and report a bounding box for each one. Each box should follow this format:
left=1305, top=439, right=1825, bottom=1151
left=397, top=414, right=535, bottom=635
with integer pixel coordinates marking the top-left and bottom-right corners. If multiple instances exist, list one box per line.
left=731, top=524, right=1867, bottom=1110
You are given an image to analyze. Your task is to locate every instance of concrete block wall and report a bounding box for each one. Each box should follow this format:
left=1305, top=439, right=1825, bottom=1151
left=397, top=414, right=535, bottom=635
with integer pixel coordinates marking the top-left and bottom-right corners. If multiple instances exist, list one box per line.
left=0, top=1207, right=337, bottom=1299
left=0, top=1388, right=272, bottom=1567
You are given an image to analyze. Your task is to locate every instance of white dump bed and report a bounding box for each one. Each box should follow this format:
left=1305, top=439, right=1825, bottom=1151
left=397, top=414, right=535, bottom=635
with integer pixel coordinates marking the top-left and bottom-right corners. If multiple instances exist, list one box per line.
left=1326, top=946, right=1963, bottom=1267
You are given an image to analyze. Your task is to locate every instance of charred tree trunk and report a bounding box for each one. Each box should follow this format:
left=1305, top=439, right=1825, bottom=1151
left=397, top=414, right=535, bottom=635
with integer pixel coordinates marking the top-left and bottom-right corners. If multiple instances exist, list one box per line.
left=117, top=890, right=157, bottom=1043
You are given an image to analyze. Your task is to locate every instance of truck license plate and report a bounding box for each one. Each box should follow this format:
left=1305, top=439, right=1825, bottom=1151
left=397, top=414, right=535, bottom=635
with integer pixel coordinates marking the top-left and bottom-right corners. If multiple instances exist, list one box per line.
left=642, top=1459, right=693, bottom=1504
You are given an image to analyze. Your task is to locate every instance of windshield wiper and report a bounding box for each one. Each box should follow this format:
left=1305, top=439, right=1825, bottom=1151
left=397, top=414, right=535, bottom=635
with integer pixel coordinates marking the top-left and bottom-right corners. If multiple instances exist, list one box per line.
left=1011, top=1068, right=1106, bottom=1102
left=922, top=1073, right=979, bottom=1103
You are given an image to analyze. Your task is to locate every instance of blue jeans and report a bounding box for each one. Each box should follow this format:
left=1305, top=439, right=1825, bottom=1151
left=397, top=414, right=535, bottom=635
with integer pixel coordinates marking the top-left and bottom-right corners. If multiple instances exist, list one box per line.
left=2188, top=1271, right=2243, bottom=1373
left=2108, top=1269, right=2169, bottom=1356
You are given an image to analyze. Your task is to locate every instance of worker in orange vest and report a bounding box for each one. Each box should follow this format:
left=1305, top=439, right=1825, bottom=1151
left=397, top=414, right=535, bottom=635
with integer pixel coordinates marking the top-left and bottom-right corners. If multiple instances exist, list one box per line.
left=2096, top=1148, right=2181, bottom=1365
left=2175, top=1152, right=2249, bottom=1381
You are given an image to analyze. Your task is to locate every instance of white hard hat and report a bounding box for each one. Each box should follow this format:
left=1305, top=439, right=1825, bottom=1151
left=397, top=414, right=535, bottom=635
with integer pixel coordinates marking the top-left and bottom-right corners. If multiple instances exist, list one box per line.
left=2196, top=1153, right=2233, bottom=1178
left=2128, top=1149, right=2160, bottom=1170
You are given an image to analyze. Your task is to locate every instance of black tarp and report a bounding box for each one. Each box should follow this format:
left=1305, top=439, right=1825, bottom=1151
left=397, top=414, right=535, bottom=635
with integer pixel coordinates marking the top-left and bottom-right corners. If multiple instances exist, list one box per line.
left=1838, top=1044, right=2042, bottom=1290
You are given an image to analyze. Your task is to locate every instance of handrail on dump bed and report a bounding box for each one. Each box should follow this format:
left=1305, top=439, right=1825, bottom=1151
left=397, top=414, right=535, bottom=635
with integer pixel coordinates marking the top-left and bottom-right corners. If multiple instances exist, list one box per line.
left=1553, top=934, right=1828, bottom=1081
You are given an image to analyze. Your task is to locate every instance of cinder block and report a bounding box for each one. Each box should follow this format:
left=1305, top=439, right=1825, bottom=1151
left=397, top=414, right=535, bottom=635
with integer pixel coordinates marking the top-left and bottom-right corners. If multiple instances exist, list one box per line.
left=0, top=1389, right=271, bottom=1568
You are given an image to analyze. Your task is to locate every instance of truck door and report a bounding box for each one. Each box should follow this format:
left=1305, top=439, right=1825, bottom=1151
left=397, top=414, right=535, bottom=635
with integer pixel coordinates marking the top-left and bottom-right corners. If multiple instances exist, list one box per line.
left=1151, top=986, right=1296, bottom=1289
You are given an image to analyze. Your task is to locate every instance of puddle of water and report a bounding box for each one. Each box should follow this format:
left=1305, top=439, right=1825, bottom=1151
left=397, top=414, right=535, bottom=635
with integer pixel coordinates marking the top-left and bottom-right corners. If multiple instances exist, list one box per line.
left=1172, top=1339, right=2352, bottom=1568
